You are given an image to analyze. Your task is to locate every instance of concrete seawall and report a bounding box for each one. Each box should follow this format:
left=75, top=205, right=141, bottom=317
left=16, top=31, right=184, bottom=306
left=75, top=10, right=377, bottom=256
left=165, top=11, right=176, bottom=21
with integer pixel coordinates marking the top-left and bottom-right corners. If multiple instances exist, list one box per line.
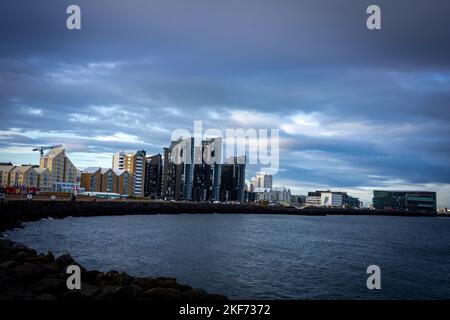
left=0, top=200, right=436, bottom=232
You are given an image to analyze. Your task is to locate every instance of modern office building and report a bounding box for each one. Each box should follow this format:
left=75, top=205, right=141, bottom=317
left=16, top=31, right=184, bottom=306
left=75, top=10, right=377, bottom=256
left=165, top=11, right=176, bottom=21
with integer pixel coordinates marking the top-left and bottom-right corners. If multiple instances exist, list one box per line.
left=373, top=190, right=437, bottom=213
left=144, top=154, right=163, bottom=199
left=112, top=150, right=146, bottom=197
left=306, top=191, right=322, bottom=207
left=161, top=138, right=194, bottom=201
left=219, top=156, right=246, bottom=202
left=321, top=191, right=343, bottom=207
left=192, top=138, right=222, bottom=202
left=39, top=147, right=77, bottom=185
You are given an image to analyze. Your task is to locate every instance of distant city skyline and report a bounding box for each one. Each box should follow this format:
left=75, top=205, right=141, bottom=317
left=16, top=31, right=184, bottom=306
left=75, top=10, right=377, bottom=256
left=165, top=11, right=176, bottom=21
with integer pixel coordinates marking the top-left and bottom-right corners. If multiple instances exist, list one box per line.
left=1, top=1, right=449, bottom=207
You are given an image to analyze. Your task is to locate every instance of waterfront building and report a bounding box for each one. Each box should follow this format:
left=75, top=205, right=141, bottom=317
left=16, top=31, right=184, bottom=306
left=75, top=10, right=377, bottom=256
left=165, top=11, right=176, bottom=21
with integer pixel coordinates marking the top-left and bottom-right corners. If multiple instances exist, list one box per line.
left=192, top=138, right=222, bottom=202
left=253, top=186, right=291, bottom=205
left=35, top=168, right=52, bottom=192
left=321, top=192, right=343, bottom=207
left=219, top=156, right=246, bottom=202
left=52, top=182, right=84, bottom=193
left=306, top=192, right=322, bottom=207
left=290, top=195, right=306, bottom=206
left=0, top=165, right=15, bottom=186
left=9, top=166, right=38, bottom=188
left=161, top=138, right=194, bottom=201
left=112, top=150, right=146, bottom=197
left=80, top=167, right=119, bottom=193
left=372, top=190, right=437, bottom=213
left=39, top=147, right=77, bottom=185
left=144, top=154, right=162, bottom=199
left=115, top=169, right=132, bottom=196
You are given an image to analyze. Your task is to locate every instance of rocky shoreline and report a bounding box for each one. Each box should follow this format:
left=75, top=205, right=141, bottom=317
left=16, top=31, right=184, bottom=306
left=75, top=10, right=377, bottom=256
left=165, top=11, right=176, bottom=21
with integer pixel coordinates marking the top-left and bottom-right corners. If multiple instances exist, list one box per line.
left=0, top=238, right=227, bottom=301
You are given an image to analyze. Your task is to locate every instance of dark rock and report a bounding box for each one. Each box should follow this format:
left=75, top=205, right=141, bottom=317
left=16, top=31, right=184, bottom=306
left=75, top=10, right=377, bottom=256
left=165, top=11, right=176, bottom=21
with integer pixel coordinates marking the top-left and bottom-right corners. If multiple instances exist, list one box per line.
left=0, top=238, right=14, bottom=250
left=28, top=278, right=67, bottom=296
left=93, top=286, right=120, bottom=300
left=143, top=287, right=182, bottom=301
left=36, top=293, right=58, bottom=300
left=11, top=263, right=47, bottom=284
left=62, top=284, right=101, bottom=300
left=14, top=250, right=31, bottom=260
left=0, top=286, right=34, bottom=300
left=79, top=283, right=102, bottom=298
left=182, top=288, right=214, bottom=301
left=114, top=284, right=143, bottom=300
left=0, top=260, right=16, bottom=269
left=0, top=268, right=15, bottom=290
left=10, top=243, right=28, bottom=252
left=55, top=253, right=74, bottom=266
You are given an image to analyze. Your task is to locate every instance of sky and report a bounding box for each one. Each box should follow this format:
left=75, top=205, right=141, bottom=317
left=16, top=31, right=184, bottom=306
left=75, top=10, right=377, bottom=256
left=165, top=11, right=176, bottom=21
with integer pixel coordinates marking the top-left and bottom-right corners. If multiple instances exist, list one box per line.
left=0, top=0, right=449, bottom=207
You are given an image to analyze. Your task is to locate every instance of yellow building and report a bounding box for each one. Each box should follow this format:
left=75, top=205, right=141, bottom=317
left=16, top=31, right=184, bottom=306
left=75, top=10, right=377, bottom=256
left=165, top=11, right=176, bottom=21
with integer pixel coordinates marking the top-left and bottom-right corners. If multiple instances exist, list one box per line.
left=39, top=147, right=77, bottom=184
left=9, top=166, right=38, bottom=188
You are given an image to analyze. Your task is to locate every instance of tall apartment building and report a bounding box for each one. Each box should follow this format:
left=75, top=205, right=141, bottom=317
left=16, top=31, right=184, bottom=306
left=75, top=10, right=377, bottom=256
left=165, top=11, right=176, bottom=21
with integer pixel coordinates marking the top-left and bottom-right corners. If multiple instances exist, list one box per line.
left=112, top=150, right=146, bottom=197
left=144, top=154, right=162, bottom=199
left=39, top=147, right=77, bottom=184
left=161, top=138, right=194, bottom=201
left=219, top=156, right=246, bottom=202
left=192, top=138, right=222, bottom=202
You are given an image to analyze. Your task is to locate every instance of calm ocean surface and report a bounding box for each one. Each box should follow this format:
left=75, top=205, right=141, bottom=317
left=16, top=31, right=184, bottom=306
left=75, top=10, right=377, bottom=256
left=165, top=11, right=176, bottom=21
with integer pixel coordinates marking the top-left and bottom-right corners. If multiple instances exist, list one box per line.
left=5, top=214, right=450, bottom=299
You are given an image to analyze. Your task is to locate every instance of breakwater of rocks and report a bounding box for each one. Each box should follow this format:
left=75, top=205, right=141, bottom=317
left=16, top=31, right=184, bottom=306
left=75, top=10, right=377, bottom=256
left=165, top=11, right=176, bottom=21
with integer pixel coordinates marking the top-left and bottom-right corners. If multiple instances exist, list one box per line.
left=0, top=238, right=226, bottom=301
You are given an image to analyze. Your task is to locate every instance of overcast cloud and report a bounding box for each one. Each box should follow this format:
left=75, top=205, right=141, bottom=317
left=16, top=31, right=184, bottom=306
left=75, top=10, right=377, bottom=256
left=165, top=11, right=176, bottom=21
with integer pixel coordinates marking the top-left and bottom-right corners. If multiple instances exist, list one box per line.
left=0, top=0, right=449, bottom=206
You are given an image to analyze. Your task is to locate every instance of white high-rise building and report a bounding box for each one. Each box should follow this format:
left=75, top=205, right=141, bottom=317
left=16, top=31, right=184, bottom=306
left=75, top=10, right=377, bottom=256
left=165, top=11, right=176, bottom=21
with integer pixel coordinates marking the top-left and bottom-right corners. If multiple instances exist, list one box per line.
left=255, top=172, right=273, bottom=189
left=112, top=150, right=146, bottom=197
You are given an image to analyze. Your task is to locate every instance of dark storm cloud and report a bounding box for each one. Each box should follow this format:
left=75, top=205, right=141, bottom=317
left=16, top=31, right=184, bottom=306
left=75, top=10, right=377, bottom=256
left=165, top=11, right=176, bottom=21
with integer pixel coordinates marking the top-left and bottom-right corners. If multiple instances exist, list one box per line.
left=0, top=0, right=449, bottom=205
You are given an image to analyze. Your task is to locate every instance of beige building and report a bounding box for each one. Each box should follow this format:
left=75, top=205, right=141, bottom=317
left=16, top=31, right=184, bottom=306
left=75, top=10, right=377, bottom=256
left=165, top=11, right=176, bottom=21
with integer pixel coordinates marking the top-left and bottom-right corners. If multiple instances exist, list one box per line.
left=0, top=165, right=15, bottom=186
left=40, top=147, right=77, bottom=184
left=112, top=150, right=146, bottom=196
left=9, top=166, right=38, bottom=188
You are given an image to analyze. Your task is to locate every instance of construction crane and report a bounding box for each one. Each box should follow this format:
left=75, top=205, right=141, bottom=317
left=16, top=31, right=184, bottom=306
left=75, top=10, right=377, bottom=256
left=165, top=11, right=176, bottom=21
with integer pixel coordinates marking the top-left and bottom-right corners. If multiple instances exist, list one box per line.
left=32, top=144, right=63, bottom=157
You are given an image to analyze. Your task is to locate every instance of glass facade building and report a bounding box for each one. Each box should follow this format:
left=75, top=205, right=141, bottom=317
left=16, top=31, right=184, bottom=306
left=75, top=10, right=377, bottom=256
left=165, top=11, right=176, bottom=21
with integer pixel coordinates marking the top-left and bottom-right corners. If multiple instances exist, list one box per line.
left=373, top=190, right=437, bottom=213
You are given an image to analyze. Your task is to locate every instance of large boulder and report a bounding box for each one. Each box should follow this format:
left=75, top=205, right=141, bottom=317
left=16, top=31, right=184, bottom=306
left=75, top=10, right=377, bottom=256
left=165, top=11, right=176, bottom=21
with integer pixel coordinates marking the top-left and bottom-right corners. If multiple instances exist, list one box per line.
left=113, top=284, right=143, bottom=300
left=28, top=278, right=67, bottom=296
left=55, top=253, right=74, bottom=266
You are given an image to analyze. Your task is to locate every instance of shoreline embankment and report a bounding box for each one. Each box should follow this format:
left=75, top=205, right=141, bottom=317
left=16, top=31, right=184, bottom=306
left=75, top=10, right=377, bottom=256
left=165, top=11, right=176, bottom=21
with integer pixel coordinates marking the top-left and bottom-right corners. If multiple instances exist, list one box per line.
left=0, top=199, right=439, bottom=232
